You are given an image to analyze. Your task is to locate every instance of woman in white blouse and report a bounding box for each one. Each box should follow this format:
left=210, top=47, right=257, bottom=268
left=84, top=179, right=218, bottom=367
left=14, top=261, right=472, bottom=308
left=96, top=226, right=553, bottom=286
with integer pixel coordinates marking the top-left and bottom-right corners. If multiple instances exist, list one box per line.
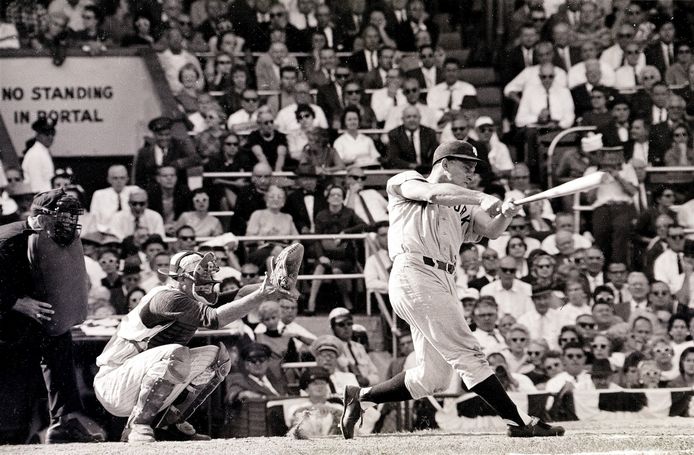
left=333, top=106, right=382, bottom=168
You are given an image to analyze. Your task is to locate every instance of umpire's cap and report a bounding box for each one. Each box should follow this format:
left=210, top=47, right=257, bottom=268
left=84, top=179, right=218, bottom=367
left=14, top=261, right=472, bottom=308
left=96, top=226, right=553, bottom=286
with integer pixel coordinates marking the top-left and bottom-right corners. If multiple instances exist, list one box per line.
left=432, top=141, right=483, bottom=165
left=240, top=342, right=272, bottom=361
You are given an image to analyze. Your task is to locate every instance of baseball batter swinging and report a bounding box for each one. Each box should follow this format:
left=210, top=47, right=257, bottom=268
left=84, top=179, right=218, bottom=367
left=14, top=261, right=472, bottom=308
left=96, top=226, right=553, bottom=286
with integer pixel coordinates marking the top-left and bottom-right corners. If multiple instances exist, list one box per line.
left=341, top=141, right=565, bottom=438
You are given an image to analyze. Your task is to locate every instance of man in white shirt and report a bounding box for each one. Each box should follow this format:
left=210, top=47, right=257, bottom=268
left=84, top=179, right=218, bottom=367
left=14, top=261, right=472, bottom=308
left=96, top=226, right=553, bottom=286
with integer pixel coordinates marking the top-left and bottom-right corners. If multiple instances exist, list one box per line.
left=329, top=308, right=380, bottom=386
left=471, top=297, right=508, bottom=357
left=517, top=285, right=563, bottom=349
left=227, top=89, right=261, bottom=134
left=600, top=24, right=646, bottom=71
left=504, top=42, right=568, bottom=99
left=649, top=82, right=670, bottom=126
left=515, top=63, right=575, bottom=129
left=157, top=27, right=203, bottom=93
left=426, top=57, right=478, bottom=120
left=584, top=145, right=638, bottom=264
left=48, top=0, right=91, bottom=32
left=544, top=342, right=592, bottom=393
left=109, top=188, right=165, bottom=241
left=363, top=222, right=392, bottom=296
left=584, top=247, right=605, bottom=291
left=504, top=163, right=555, bottom=222
left=343, top=166, right=388, bottom=224
left=623, top=271, right=650, bottom=319
left=274, top=81, right=328, bottom=134
left=288, top=0, right=317, bottom=30
left=383, top=77, right=439, bottom=132
left=370, top=67, right=407, bottom=123
left=89, top=165, right=137, bottom=229
left=480, top=256, right=534, bottom=320
left=22, top=118, right=56, bottom=193
left=628, top=118, right=651, bottom=165
left=540, top=212, right=592, bottom=254
left=614, top=42, right=646, bottom=90
left=654, top=224, right=688, bottom=292
left=568, top=42, right=616, bottom=88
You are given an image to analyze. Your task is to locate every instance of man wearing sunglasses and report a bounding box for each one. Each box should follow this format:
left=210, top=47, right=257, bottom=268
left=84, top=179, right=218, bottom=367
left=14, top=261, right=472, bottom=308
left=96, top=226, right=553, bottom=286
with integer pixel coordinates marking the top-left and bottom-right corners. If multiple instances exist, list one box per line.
left=110, top=188, right=165, bottom=241
left=544, top=341, right=590, bottom=394
left=653, top=224, right=688, bottom=293
left=341, top=141, right=565, bottom=439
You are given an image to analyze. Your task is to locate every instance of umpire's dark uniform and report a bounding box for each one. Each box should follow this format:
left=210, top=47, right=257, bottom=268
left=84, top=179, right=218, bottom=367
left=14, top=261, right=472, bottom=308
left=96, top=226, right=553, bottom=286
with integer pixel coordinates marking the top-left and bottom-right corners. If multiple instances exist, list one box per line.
left=0, top=221, right=82, bottom=443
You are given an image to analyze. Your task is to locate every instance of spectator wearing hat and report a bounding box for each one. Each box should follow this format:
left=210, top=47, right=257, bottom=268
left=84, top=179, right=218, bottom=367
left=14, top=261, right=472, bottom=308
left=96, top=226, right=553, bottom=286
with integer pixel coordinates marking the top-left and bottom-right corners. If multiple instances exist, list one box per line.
left=109, top=188, right=165, bottom=241
left=584, top=358, right=620, bottom=390
left=474, top=116, right=513, bottom=178
left=518, top=284, right=563, bottom=349
left=288, top=367, right=342, bottom=437
left=224, top=342, right=289, bottom=437
left=310, top=334, right=360, bottom=395
left=584, top=145, right=637, bottom=264
left=89, top=165, right=138, bottom=229
left=328, top=308, right=380, bottom=386
left=22, top=117, right=56, bottom=193
left=132, top=116, right=200, bottom=189
left=109, top=260, right=142, bottom=314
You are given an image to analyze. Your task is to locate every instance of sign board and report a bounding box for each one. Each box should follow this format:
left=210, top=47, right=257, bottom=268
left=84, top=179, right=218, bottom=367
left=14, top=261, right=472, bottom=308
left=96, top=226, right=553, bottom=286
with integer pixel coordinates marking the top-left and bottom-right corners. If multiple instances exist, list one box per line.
left=0, top=55, right=163, bottom=157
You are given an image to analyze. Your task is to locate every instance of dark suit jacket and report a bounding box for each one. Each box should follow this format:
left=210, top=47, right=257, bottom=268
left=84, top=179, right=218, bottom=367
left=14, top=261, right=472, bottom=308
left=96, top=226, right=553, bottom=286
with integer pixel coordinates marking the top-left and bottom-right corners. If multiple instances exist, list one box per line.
left=405, top=66, right=444, bottom=102
left=336, top=11, right=364, bottom=50
left=500, top=46, right=534, bottom=86
left=644, top=41, right=672, bottom=78
left=553, top=46, right=582, bottom=72
left=133, top=136, right=200, bottom=189
left=308, top=25, right=346, bottom=51
left=0, top=221, right=34, bottom=337
left=571, top=84, right=592, bottom=118
left=348, top=49, right=377, bottom=74
left=316, top=82, right=343, bottom=126
left=146, top=183, right=192, bottom=222
left=467, top=276, right=492, bottom=291
left=363, top=68, right=386, bottom=89
left=282, top=187, right=327, bottom=234
left=386, top=125, right=438, bottom=169
left=393, top=19, right=439, bottom=52
left=599, top=121, right=630, bottom=147
left=224, top=371, right=288, bottom=437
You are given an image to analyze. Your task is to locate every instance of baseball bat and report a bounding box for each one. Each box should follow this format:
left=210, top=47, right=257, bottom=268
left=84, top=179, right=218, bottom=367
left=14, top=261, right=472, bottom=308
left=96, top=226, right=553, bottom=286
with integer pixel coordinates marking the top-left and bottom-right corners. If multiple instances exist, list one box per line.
left=513, top=171, right=609, bottom=206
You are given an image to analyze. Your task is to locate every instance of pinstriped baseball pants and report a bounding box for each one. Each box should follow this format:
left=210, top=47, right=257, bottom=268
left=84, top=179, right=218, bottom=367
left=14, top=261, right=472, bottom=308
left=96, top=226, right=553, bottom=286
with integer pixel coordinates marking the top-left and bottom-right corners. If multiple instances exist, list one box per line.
left=389, top=254, right=494, bottom=399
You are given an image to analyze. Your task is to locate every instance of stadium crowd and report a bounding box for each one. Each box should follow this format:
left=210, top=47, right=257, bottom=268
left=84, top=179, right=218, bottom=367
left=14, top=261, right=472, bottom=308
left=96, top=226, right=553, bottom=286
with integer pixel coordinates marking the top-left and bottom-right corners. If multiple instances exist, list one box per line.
left=2, top=0, right=694, bottom=444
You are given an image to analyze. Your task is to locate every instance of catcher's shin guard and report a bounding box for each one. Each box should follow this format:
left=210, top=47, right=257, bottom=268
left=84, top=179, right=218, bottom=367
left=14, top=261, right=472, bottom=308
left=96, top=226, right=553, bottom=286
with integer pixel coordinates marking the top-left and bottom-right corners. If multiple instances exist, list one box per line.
left=122, top=375, right=176, bottom=441
left=158, top=343, right=232, bottom=427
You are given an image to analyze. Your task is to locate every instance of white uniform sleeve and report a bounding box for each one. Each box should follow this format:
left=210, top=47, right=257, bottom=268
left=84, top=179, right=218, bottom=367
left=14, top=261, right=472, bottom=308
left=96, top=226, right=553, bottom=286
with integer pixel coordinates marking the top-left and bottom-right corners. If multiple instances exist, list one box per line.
left=386, top=171, right=426, bottom=199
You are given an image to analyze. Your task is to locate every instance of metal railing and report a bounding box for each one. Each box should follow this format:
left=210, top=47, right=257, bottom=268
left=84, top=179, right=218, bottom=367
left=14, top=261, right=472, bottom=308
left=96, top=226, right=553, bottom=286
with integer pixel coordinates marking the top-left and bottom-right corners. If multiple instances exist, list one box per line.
left=202, top=168, right=405, bottom=179
left=545, top=125, right=597, bottom=188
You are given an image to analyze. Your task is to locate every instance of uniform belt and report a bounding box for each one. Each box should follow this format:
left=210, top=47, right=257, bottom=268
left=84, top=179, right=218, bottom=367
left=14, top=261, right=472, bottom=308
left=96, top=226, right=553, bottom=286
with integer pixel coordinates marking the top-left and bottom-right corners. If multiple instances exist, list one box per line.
left=422, top=256, right=455, bottom=274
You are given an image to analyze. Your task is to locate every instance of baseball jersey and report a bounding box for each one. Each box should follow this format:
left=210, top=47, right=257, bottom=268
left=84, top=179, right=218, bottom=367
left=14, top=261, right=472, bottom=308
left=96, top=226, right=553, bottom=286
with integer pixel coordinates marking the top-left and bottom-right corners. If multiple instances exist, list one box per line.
left=386, top=171, right=482, bottom=264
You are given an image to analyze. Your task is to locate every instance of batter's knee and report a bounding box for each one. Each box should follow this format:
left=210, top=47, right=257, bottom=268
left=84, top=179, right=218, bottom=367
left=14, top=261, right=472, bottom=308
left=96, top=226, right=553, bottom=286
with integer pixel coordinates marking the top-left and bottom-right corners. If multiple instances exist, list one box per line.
left=160, top=344, right=192, bottom=383
left=215, top=342, right=232, bottom=377
left=405, top=368, right=451, bottom=399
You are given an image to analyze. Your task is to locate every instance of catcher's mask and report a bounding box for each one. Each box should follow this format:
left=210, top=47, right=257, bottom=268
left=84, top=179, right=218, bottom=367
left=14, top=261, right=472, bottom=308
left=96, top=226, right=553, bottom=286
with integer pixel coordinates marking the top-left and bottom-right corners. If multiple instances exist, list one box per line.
left=162, top=251, right=221, bottom=305
left=32, top=189, right=83, bottom=247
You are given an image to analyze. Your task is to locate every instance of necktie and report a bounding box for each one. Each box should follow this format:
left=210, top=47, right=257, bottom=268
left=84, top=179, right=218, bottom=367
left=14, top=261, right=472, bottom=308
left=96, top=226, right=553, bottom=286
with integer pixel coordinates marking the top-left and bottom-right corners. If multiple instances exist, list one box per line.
left=546, top=89, right=551, bottom=119
left=134, top=215, right=141, bottom=230
left=447, top=86, right=454, bottom=109
left=668, top=44, right=674, bottom=66
left=678, top=253, right=684, bottom=274
left=117, top=193, right=122, bottom=211
left=392, top=94, right=398, bottom=106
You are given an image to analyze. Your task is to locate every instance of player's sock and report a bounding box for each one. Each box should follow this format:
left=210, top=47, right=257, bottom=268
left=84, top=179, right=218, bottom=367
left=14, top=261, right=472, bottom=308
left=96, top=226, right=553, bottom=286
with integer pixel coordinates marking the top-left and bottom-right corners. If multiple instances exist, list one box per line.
left=360, top=371, right=412, bottom=405
left=469, top=374, right=532, bottom=427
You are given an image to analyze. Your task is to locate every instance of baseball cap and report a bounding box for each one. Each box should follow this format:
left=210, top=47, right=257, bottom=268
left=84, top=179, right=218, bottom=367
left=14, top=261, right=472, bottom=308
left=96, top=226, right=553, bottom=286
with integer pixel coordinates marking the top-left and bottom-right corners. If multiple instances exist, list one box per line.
left=148, top=116, right=174, bottom=133
left=474, top=116, right=494, bottom=128
left=328, top=307, right=352, bottom=323
left=432, top=141, right=483, bottom=165
left=310, top=334, right=342, bottom=356
left=240, top=342, right=272, bottom=361
left=299, top=367, right=332, bottom=390
left=459, top=288, right=480, bottom=301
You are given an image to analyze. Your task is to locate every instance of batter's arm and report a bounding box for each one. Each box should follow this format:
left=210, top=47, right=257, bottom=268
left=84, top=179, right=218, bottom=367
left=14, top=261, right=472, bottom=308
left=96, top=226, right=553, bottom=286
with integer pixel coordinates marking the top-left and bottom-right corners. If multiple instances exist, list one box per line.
left=399, top=179, right=502, bottom=212
left=472, top=200, right=523, bottom=239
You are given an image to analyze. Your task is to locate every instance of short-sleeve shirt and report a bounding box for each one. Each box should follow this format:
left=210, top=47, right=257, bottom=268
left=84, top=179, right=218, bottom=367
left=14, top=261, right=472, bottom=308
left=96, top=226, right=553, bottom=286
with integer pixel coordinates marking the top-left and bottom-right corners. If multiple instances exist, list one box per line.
left=584, top=164, right=638, bottom=206
left=245, top=130, right=288, bottom=168
left=386, top=171, right=482, bottom=264
left=140, top=289, right=218, bottom=349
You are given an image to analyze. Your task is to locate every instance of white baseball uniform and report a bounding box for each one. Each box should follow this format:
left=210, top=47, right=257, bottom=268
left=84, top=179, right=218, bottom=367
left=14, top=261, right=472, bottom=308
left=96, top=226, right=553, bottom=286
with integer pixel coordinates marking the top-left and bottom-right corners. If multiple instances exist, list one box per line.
left=386, top=171, right=495, bottom=399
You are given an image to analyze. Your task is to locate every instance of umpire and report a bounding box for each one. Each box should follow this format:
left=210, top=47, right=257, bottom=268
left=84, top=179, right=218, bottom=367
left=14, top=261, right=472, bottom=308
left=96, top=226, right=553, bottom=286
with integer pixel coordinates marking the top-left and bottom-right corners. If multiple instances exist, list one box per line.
left=0, top=189, right=100, bottom=444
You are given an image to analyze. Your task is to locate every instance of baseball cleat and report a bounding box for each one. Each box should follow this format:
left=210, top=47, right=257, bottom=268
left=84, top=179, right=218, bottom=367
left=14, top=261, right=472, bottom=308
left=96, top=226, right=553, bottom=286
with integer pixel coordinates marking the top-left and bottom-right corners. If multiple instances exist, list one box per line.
left=340, top=385, right=363, bottom=439
left=127, top=424, right=156, bottom=443
left=507, top=417, right=565, bottom=437
left=268, top=243, right=304, bottom=294
left=155, top=421, right=210, bottom=441
left=46, top=417, right=104, bottom=444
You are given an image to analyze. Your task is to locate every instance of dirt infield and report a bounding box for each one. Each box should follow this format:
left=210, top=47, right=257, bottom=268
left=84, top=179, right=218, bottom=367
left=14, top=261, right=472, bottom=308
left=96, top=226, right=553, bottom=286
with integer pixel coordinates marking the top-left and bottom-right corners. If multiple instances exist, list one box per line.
left=3, top=418, right=693, bottom=455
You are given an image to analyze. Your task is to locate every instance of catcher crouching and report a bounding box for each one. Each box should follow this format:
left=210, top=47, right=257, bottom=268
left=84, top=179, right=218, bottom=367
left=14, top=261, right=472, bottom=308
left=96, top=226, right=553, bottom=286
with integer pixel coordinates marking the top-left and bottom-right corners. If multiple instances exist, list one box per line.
left=93, top=244, right=303, bottom=443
